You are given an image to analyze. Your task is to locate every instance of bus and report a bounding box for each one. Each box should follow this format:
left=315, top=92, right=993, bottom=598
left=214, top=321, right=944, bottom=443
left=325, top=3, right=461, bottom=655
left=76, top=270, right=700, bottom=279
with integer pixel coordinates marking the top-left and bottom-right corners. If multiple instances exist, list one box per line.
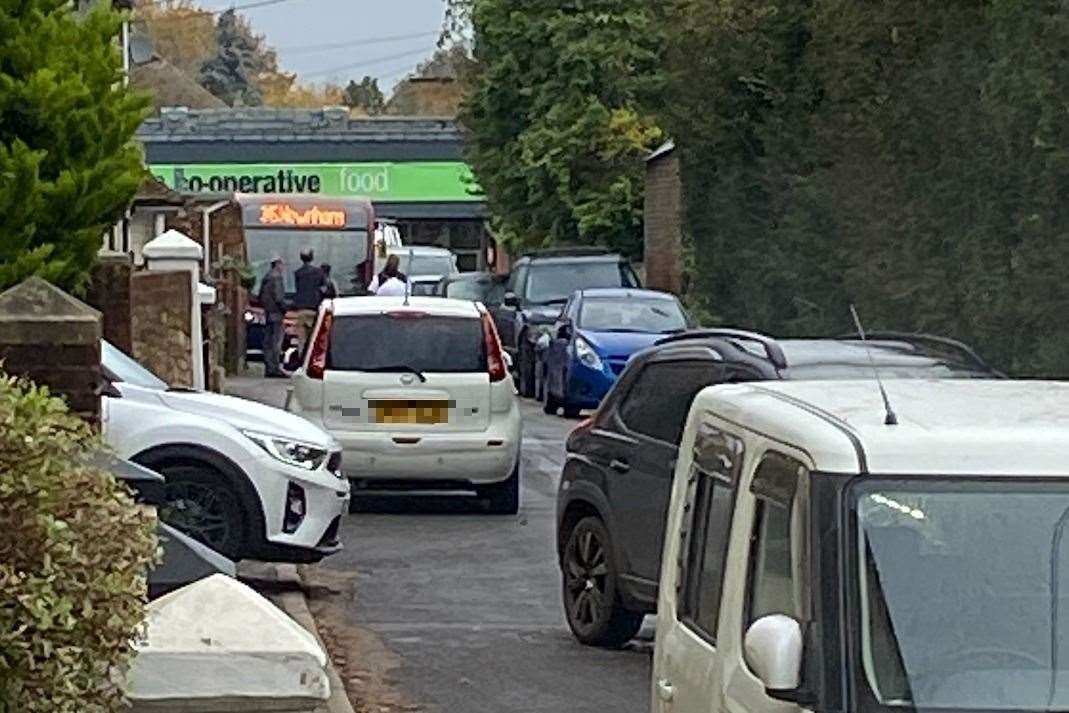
left=238, top=193, right=378, bottom=360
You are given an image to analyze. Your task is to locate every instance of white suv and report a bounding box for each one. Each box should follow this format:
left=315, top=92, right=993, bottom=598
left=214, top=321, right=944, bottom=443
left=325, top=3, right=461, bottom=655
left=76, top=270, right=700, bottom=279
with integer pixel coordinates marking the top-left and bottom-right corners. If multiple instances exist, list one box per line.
left=654, top=379, right=1069, bottom=713
left=287, top=296, right=522, bottom=513
left=101, top=341, right=349, bottom=562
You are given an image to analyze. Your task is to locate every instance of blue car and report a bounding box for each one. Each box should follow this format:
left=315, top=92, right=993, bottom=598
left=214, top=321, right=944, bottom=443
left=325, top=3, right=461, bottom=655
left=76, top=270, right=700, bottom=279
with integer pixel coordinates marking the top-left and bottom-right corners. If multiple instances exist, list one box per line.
left=539, top=288, right=692, bottom=417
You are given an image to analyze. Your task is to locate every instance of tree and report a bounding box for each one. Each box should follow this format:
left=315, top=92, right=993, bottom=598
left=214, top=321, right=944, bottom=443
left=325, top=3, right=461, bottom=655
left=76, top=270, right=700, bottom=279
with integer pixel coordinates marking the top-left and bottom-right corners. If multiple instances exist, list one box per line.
left=386, top=47, right=473, bottom=116
left=199, top=8, right=274, bottom=106
left=134, top=0, right=216, bottom=78
left=0, top=0, right=149, bottom=292
left=463, top=1, right=663, bottom=257
left=343, top=76, right=385, bottom=114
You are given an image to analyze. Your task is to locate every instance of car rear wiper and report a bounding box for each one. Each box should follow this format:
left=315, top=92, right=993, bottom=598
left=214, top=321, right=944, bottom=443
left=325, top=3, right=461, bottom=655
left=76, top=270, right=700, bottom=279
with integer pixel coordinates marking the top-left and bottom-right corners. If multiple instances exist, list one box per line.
left=361, top=365, right=427, bottom=383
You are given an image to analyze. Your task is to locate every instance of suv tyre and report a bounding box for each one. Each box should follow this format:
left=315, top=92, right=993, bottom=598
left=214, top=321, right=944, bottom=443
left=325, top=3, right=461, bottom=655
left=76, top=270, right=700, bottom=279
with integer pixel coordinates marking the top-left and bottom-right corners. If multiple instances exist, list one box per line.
left=562, top=516, right=643, bottom=648
left=518, top=340, right=537, bottom=398
left=481, top=461, right=520, bottom=514
left=159, top=464, right=248, bottom=560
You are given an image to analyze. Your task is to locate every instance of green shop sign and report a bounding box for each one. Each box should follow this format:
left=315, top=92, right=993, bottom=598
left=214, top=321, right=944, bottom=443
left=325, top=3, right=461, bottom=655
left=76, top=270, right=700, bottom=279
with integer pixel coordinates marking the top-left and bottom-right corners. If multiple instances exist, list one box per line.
left=150, top=162, right=482, bottom=202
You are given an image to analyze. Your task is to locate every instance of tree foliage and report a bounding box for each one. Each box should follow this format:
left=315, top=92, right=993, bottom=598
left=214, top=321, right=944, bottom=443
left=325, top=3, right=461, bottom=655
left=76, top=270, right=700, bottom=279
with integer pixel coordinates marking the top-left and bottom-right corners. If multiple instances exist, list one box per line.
left=0, top=375, right=158, bottom=713
left=344, top=76, right=385, bottom=115
left=387, top=46, right=473, bottom=116
left=463, top=0, right=663, bottom=257
left=198, top=8, right=272, bottom=106
left=133, top=0, right=216, bottom=78
left=659, top=0, right=1069, bottom=376
left=0, top=0, right=149, bottom=293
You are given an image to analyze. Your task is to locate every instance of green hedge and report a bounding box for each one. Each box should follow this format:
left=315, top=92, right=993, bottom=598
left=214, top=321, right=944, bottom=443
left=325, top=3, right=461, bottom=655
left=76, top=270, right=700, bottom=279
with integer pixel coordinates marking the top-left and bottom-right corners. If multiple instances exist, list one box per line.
left=659, top=1, right=1069, bottom=377
left=0, top=375, right=158, bottom=713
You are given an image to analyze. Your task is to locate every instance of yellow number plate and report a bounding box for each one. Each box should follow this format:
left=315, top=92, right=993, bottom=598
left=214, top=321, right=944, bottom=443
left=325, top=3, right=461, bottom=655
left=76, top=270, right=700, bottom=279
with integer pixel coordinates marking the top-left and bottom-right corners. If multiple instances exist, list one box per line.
left=371, top=400, right=449, bottom=425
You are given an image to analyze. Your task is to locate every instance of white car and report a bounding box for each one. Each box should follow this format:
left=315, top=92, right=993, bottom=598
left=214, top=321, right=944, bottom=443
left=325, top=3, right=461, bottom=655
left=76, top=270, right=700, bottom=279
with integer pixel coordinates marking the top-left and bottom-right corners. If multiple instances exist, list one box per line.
left=100, top=341, right=350, bottom=562
left=287, top=296, right=522, bottom=513
left=654, top=379, right=1069, bottom=713
left=378, top=245, right=459, bottom=296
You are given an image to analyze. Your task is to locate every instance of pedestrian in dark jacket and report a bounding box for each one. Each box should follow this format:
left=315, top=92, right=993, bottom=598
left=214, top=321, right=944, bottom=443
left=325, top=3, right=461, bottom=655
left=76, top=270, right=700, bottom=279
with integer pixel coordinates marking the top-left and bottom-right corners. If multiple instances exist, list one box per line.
left=321, top=263, right=339, bottom=299
left=259, top=256, right=288, bottom=378
left=293, top=249, right=326, bottom=353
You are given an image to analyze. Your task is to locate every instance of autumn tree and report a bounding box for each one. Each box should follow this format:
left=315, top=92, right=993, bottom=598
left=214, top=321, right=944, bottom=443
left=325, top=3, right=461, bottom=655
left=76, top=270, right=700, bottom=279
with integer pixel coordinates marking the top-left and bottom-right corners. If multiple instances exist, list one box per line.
left=0, top=0, right=149, bottom=291
left=133, top=0, right=215, bottom=78
left=199, top=8, right=275, bottom=106
left=343, top=76, right=385, bottom=115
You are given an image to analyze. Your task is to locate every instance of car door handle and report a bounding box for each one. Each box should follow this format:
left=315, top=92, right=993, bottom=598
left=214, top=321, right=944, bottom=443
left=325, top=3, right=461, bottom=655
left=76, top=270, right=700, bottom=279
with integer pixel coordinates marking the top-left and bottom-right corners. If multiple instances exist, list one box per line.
left=609, top=458, right=630, bottom=474
left=656, top=678, right=674, bottom=703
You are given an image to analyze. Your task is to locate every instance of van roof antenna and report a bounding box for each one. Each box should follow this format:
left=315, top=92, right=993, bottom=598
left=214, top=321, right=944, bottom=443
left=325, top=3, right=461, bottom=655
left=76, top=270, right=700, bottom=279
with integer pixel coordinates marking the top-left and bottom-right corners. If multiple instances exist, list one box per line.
left=403, top=247, right=414, bottom=307
left=850, top=304, right=898, bottom=426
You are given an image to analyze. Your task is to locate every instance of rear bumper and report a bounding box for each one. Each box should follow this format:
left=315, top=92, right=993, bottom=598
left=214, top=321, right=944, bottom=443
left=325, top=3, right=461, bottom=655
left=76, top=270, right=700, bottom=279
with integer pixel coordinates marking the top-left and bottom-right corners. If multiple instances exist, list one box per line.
left=335, top=418, right=521, bottom=484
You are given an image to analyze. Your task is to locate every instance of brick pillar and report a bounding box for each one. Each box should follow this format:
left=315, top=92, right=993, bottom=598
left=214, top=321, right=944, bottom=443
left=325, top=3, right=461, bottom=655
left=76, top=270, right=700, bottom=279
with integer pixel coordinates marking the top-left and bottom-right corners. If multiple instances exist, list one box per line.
left=643, top=148, right=684, bottom=294
left=0, top=278, right=102, bottom=423
left=86, top=251, right=134, bottom=354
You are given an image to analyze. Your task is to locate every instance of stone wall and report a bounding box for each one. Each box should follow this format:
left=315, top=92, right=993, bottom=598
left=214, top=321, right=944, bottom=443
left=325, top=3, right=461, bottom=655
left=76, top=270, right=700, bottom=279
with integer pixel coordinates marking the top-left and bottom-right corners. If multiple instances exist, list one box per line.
left=643, top=149, right=684, bottom=294
left=131, top=271, right=194, bottom=387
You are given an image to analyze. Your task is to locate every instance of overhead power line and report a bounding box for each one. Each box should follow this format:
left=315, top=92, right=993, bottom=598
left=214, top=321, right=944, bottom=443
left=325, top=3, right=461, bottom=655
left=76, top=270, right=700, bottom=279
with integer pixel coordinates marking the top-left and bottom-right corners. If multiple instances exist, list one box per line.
left=278, top=30, right=439, bottom=55
left=140, top=0, right=315, bottom=23
left=303, top=46, right=432, bottom=79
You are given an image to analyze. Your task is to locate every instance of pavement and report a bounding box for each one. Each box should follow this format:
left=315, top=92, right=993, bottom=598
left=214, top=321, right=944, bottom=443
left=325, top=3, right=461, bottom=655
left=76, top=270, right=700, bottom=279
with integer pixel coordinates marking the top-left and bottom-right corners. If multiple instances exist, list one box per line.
left=227, top=373, right=652, bottom=713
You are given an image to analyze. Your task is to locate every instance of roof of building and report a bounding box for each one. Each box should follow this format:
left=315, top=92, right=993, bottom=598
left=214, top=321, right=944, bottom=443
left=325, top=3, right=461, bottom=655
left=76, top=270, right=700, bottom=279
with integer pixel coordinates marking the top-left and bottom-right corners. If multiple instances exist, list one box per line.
left=697, top=379, right=1069, bottom=477
left=137, top=108, right=465, bottom=163
left=331, top=295, right=479, bottom=319
left=130, top=58, right=227, bottom=113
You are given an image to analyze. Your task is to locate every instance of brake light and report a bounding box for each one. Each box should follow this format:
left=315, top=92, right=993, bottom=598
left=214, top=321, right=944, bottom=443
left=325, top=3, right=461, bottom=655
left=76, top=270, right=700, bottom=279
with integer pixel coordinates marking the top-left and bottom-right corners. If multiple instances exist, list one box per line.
left=306, top=304, right=334, bottom=380
left=385, top=311, right=427, bottom=319
left=480, top=311, right=507, bottom=382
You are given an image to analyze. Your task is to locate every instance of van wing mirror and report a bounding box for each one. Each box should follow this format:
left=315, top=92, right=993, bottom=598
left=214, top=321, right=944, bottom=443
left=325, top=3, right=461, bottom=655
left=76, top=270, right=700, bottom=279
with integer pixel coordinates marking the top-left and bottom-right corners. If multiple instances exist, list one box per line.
left=503, top=292, right=520, bottom=308
left=557, top=321, right=573, bottom=340
left=744, top=615, right=804, bottom=698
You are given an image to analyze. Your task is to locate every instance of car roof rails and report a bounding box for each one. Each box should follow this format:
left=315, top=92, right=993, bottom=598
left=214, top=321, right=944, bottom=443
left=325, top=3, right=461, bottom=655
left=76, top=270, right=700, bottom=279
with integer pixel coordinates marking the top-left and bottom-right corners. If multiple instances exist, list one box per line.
left=655, top=329, right=788, bottom=370
left=521, top=246, right=615, bottom=259
left=836, top=330, right=999, bottom=374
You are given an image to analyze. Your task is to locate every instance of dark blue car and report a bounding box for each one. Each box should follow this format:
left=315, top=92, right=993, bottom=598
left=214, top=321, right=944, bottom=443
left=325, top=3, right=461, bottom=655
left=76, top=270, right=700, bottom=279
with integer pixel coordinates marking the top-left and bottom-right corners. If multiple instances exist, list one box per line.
left=538, top=288, right=692, bottom=417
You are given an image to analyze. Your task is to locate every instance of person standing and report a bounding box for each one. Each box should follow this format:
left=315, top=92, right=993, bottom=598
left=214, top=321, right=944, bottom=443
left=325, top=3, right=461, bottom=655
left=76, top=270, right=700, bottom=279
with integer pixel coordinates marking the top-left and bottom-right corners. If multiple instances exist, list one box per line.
left=293, top=249, right=326, bottom=352
left=320, top=263, right=339, bottom=299
left=259, top=256, right=288, bottom=378
left=368, top=254, right=408, bottom=296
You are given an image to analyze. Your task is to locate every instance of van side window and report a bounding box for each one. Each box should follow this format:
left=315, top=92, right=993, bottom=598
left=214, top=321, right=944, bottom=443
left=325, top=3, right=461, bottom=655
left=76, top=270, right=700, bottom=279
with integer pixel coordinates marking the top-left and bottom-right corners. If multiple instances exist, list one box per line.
left=677, top=425, right=745, bottom=643
left=746, top=452, right=808, bottom=627
left=618, top=361, right=722, bottom=444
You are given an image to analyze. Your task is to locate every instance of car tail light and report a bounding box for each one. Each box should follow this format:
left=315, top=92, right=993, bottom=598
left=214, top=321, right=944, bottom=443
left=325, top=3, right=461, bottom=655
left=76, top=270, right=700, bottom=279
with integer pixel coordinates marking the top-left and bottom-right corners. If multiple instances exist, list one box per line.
left=306, top=303, right=334, bottom=380
left=480, top=311, right=507, bottom=382
left=385, top=311, right=427, bottom=319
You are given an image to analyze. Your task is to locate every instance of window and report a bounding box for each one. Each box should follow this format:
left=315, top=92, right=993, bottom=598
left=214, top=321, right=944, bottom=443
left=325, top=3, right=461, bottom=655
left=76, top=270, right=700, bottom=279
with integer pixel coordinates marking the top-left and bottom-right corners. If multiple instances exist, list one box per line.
left=246, top=228, right=368, bottom=295
left=328, top=315, right=487, bottom=373
left=677, top=425, right=744, bottom=642
left=578, top=298, right=688, bottom=334
left=618, top=361, right=720, bottom=444
left=746, top=452, right=807, bottom=628
left=525, top=261, right=638, bottom=305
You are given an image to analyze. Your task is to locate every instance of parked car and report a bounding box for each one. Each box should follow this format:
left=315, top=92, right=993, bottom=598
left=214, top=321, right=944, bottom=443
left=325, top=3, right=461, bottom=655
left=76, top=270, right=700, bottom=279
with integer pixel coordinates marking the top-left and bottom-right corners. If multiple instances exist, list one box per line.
left=286, top=296, right=522, bottom=513
left=379, top=245, right=460, bottom=296
left=538, top=288, right=692, bottom=417
left=433, top=271, right=507, bottom=305
left=556, top=330, right=1001, bottom=647
left=100, top=340, right=349, bottom=563
left=652, top=378, right=1069, bottom=713
left=491, top=248, right=641, bottom=398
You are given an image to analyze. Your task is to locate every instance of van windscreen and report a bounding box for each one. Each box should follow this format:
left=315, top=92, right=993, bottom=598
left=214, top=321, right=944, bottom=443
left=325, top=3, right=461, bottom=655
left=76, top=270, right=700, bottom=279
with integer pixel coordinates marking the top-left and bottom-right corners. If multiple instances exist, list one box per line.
left=328, top=314, right=486, bottom=373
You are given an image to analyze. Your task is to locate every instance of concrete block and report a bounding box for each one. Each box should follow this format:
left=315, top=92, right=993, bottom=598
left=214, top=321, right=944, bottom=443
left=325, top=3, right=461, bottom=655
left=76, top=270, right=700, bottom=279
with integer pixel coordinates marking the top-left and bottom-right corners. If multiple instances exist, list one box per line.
left=127, top=574, right=330, bottom=713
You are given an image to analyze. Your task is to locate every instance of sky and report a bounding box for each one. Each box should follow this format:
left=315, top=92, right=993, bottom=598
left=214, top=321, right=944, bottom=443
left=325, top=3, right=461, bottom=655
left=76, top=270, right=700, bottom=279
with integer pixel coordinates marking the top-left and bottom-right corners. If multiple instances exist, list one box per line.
left=198, top=0, right=447, bottom=91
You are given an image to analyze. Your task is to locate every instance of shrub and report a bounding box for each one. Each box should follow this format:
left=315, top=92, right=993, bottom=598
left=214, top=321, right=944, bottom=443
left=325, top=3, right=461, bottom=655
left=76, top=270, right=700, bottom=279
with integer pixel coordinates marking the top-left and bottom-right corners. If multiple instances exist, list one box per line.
left=0, top=374, right=158, bottom=713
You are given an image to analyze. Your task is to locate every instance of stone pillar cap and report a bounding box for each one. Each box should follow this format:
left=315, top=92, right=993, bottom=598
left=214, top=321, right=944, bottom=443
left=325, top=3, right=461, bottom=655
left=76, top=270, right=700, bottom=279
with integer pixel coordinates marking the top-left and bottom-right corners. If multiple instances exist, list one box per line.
left=143, top=230, right=203, bottom=261
left=127, top=574, right=329, bottom=708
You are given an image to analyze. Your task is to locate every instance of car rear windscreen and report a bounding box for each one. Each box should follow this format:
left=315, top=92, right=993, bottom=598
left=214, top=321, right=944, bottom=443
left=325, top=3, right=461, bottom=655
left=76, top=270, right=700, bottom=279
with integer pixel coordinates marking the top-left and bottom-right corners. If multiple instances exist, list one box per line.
left=328, top=314, right=487, bottom=373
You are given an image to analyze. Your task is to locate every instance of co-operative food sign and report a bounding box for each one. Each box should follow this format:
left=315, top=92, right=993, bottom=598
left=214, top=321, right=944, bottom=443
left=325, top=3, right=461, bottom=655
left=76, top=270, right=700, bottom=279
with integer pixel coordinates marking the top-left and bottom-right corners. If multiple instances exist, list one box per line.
left=150, top=162, right=480, bottom=202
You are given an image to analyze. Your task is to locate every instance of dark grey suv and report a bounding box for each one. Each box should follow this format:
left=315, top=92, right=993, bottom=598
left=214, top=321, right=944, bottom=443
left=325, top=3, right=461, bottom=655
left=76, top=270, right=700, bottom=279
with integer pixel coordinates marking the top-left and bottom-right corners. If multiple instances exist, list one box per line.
left=555, top=330, right=1000, bottom=647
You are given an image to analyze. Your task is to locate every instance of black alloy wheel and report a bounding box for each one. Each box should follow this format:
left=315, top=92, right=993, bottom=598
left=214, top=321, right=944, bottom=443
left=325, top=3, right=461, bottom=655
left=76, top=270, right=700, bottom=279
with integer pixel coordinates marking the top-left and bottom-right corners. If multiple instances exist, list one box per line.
left=562, top=517, right=643, bottom=648
left=159, top=466, right=247, bottom=560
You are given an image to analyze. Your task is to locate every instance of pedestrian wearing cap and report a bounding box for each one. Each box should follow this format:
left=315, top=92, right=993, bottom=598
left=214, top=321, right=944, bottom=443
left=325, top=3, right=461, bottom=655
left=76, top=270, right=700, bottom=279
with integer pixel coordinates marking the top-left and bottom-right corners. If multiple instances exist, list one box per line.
left=259, top=256, right=288, bottom=378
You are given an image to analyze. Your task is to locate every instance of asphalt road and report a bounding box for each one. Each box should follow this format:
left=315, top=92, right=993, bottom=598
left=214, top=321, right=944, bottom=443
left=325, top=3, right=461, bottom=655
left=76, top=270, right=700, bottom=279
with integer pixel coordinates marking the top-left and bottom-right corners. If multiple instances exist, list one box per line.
left=304, top=398, right=653, bottom=713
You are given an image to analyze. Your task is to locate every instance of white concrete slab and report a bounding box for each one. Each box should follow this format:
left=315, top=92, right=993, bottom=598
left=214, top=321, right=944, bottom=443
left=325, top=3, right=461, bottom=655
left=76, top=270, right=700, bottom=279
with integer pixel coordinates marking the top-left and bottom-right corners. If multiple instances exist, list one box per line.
left=128, top=574, right=330, bottom=712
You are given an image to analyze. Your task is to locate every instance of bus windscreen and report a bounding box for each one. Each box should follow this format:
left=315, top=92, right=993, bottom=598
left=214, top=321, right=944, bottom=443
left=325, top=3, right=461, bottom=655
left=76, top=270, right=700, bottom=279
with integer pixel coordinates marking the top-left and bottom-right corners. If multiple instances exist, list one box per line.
left=247, top=228, right=369, bottom=295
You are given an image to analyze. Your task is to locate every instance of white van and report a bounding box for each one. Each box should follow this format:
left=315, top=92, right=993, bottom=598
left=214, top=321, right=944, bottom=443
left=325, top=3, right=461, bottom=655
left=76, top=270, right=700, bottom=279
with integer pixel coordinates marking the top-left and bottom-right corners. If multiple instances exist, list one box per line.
left=654, top=379, right=1069, bottom=712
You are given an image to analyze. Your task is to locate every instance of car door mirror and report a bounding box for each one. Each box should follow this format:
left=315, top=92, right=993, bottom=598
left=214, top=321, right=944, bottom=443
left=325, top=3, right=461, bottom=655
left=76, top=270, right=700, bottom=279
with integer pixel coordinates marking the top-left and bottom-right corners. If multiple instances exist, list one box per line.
left=503, top=292, right=520, bottom=309
left=557, top=322, right=573, bottom=340
left=744, top=615, right=804, bottom=697
left=502, top=352, right=513, bottom=369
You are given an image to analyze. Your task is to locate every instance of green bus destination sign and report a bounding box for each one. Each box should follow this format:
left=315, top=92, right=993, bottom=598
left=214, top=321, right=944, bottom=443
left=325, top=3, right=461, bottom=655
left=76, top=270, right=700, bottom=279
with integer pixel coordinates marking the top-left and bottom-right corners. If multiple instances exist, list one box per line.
left=150, top=162, right=482, bottom=202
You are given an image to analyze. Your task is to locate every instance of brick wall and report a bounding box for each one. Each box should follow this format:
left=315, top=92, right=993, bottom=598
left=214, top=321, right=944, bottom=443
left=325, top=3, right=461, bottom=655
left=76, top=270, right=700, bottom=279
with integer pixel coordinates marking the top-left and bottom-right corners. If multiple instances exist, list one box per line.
left=86, top=253, right=134, bottom=354
left=166, top=202, right=245, bottom=267
left=643, top=150, right=683, bottom=294
left=131, top=271, right=194, bottom=387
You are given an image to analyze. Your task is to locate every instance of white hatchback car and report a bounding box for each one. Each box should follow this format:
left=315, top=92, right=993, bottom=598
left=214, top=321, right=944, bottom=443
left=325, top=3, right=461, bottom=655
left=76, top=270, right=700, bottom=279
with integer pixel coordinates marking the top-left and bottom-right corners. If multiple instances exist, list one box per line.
left=101, top=341, right=349, bottom=562
left=654, top=379, right=1069, bottom=713
left=287, top=296, right=522, bottom=513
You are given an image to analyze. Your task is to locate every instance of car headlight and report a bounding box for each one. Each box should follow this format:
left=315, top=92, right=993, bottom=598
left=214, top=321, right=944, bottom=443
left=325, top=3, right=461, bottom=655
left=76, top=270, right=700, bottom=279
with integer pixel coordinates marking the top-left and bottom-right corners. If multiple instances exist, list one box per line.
left=242, top=430, right=329, bottom=471
left=574, top=337, right=603, bottom=370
